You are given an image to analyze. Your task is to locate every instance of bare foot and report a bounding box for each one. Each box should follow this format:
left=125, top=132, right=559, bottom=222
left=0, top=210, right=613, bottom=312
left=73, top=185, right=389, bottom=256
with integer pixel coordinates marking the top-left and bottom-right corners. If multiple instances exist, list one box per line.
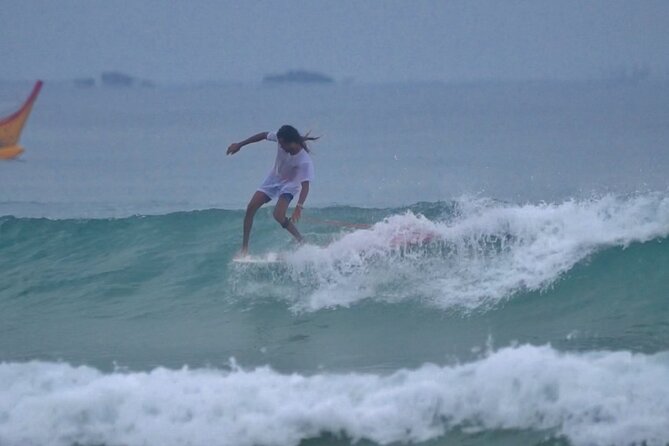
left=235, top=248, right=248, bottom=259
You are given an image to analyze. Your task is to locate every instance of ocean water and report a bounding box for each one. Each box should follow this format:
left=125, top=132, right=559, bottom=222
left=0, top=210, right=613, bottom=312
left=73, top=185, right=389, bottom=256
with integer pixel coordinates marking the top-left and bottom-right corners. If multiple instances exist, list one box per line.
left=1, top=81, right=669, bottom=446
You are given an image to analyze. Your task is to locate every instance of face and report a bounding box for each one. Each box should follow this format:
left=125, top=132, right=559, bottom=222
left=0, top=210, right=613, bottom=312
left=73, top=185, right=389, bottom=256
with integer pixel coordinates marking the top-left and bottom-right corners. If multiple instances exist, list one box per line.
left=278, top=138, right=301, bottom=155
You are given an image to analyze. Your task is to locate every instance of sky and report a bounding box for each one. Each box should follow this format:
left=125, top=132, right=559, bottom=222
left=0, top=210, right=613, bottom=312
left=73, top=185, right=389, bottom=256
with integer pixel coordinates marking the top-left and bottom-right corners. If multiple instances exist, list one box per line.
left=3, top=0, right=669, bottom=84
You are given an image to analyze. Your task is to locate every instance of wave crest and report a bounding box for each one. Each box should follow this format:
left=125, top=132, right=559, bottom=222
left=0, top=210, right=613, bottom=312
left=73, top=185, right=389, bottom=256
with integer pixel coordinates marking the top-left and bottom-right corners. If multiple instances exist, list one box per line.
left=233, top=194, right=669, bottom=311
left=2, top=344, right=668, bottom=446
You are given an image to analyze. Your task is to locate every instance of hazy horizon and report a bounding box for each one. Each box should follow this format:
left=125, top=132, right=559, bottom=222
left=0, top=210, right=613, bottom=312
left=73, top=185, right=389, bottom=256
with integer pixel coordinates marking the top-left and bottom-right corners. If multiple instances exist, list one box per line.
left=3, top=0, right=669, bottom=84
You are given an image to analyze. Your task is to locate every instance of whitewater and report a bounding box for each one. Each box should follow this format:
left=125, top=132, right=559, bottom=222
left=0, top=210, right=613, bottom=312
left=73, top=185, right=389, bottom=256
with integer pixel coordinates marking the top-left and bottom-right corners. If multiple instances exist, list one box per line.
left=3, top=345, right=669, bottom=446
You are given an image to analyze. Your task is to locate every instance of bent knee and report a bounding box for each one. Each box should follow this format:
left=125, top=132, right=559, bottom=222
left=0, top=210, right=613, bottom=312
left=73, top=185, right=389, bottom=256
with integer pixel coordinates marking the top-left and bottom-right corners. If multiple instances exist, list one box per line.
left=246, top=202, right=262, bottom=214
left=273, top=210, right=285, bottom=223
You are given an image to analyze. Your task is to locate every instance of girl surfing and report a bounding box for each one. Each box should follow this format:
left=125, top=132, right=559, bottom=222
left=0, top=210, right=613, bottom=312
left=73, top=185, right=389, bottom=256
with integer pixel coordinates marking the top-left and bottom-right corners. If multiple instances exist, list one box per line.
left=227, top=125, right=318, bottom=257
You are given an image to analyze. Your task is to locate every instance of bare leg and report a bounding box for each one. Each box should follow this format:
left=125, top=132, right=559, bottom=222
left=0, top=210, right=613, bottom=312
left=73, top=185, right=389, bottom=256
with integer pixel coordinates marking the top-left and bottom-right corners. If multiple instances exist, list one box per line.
left=241, top=191, right=270, bottom=255
left=273, top=195, right=303, bottom=243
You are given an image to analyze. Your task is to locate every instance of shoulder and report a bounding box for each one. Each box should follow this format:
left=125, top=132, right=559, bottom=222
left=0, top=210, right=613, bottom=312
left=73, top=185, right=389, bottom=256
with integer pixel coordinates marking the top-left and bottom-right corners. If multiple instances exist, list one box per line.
left=266, top=131, right=278, bottom=142
left=297, top=151, right=313, bottom=162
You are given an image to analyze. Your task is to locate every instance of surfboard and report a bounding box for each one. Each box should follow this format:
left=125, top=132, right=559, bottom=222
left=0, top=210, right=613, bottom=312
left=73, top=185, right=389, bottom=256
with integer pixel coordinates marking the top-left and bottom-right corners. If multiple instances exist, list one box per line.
left=232, top=252, right=285, bottom=264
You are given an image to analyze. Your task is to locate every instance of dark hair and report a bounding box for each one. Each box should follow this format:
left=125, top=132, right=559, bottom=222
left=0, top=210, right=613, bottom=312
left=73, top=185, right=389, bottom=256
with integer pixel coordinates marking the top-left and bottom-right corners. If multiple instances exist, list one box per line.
left=277, top=125, right=319, bottom=153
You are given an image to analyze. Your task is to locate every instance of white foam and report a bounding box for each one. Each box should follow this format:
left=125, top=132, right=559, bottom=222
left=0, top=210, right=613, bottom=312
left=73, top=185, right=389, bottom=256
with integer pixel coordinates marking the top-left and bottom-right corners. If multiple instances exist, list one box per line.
left=274, top=194, right=669, bottom=311
left=1, top=345, right=668, bottom=446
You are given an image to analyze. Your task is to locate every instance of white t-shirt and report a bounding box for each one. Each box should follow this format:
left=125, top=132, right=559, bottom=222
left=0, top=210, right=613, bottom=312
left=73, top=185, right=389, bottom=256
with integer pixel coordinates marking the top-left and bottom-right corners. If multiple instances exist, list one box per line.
left=266, top=131, right=315, bottom=184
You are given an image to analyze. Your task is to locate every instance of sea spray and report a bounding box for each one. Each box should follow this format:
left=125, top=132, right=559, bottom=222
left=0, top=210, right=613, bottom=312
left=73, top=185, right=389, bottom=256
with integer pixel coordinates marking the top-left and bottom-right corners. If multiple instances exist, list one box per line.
left=231, top=194, right=669, bottom=311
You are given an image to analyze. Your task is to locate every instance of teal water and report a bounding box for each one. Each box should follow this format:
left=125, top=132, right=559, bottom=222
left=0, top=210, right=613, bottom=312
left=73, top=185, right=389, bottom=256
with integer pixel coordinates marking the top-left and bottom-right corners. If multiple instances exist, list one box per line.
left=2, top=82, right=669, bottom=446
left=2, top=197, right=669, bottom=370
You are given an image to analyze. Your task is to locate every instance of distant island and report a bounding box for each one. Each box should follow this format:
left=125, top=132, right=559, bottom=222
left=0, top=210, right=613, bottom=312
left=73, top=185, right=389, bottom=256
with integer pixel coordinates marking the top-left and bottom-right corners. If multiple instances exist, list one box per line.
left=72, top=72, right=155, bottom=88
left=263, top=70, right=334, bottom=84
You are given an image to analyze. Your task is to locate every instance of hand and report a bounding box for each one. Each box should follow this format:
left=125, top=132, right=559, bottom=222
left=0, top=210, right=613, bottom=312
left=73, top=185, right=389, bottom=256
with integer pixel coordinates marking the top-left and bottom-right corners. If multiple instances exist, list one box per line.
left=227, top=142, right=242, bottom=155
left=291, top=206, right=302, bottom=223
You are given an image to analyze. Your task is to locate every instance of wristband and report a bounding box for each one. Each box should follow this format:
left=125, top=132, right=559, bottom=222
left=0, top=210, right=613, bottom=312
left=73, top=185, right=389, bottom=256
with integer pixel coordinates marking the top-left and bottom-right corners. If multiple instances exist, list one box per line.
left=296, top=203, right=304, bottom=209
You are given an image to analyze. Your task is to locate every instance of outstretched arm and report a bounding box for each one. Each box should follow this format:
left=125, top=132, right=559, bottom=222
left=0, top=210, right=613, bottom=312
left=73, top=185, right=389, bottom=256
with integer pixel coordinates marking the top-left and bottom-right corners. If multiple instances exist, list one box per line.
left=291, top=181, right=310, bottom=223
left=227, top=132, right=269, bottom=155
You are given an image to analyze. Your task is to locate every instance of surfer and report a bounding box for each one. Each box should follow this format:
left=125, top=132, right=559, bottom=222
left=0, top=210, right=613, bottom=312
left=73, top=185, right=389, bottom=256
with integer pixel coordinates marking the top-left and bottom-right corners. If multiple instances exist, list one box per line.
left=227, top=125, right=318, bottom=257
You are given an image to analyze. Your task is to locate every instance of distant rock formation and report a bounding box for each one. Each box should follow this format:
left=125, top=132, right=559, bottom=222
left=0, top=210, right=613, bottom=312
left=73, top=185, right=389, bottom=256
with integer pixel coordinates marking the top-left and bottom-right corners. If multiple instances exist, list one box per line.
left=100, top=72, right=155, bottom=88
left=263, top=70, right=334, bottom=84
left=70, top=72, right=155, bottom=88
left=101, top=71, right=134, bottom=87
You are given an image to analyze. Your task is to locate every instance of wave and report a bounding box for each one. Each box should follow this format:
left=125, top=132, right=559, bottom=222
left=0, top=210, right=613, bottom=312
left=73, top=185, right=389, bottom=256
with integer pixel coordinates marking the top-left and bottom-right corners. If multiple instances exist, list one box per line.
left=232, top=193, right=669, bottom=311
left=2, top=194, right=669, bottom=315
left=1, top=344, right=668, bottom=446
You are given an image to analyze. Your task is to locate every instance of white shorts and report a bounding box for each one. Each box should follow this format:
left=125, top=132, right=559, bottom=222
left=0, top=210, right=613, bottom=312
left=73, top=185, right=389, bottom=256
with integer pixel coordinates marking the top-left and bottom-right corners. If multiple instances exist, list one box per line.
left=257, top=174, right=300, bottom=201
